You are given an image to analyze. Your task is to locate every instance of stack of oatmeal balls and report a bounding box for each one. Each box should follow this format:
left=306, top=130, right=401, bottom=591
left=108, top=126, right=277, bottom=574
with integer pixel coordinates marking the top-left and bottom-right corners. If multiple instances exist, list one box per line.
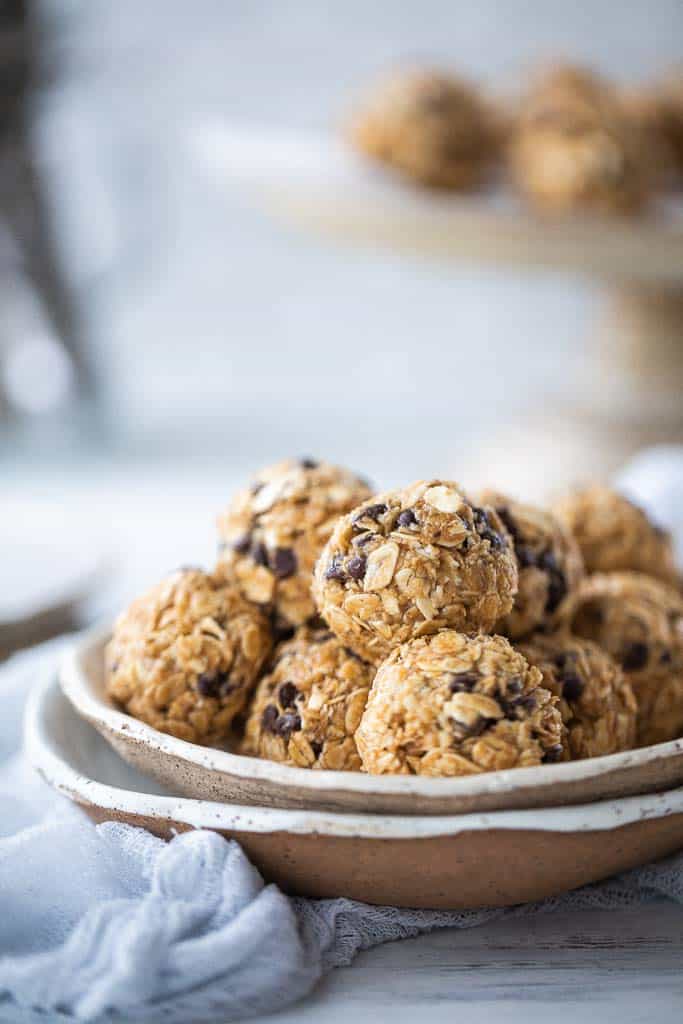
left=349, top=62, right=683, bottom=216
left=106, top=460, right=683, bottom=777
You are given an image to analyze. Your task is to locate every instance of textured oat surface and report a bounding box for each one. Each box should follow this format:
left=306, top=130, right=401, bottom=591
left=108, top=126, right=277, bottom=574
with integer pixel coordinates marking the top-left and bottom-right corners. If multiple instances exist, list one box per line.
left=312, top=480, right=518, bottom=664
left=568, top=571, right=683, bottom=746
left=508, top=64, right=649, bottom=214
left=349, top=69, right=499, bottom=190
left=518, top=632, right=637, bottom=759
left=554, top=485, right=677, bottom=583
left=242, top=625, right=373, bottom=770
left=217, top=458, right=371, bottom=630
left=106, top=568, right=272, bottom=744
left=480, top=490, right=584, bottom=639
left=355, top=630, right=564, bottom=776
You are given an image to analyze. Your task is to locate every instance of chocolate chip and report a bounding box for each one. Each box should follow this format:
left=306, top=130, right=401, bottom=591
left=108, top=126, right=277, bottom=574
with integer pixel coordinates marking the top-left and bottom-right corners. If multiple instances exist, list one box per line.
left=271, top=613, right=295, bottom=644
left=261, top=704, right=279, bottom=732
left=309, top=628, right=334, bottom=643
left=251, top=541, right=269, bottom=567
left=397, top=508, right=418, bottom=528
left=278, top=681, right=299, bottom=707
left=352, top=531, right=374, bottom=547
left=310, top=740, right=323, bottom=758
left=325, top=556, right=347, bottom=582
left=197, top=672, right=220, bottom=698
left=501, top=686, right=536, bottom=715
left=660, top=649, right=672, bottom=665
left=451, top=714, right=497, bottom=739
left=516, top=545, right=537, bottom=568
left=347, top=555, right=367, bottom=581
left=539, top=549, right=558, bottom=572
left=561, top=673, right=584, bottom=702
left=471, top=507, right=505, bottom=549
left=620, top=642, right=649, bottom=672
left=197, top=671, right=233, bottom=698
left=272, top=547, right=298, bottom=579
left=300, top=457, right=319, bottom=469
left=275, top=712, right=302, bottom=738
left=543, top=744, right=564, bottom=763
left=496, top=506, right=521, bottom=544
left=232, top=534, right=251, bottom=555
left=449, top=671, right=478, bottom=693
left=545, top=566, right=567, bottom=614
left=353, top=503, right=387, bottom=525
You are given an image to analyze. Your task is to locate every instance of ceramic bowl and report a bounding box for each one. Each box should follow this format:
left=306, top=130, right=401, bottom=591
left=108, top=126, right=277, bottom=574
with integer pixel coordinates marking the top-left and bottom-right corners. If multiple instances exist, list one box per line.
left=29, top=669, right=683, bottom=909
left=60, top=628, right=683, bottom=816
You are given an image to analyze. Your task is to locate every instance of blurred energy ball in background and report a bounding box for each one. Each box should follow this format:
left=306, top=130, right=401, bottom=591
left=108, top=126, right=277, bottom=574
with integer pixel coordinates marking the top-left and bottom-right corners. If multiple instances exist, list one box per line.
left=1, top=0, right=682, bottom=483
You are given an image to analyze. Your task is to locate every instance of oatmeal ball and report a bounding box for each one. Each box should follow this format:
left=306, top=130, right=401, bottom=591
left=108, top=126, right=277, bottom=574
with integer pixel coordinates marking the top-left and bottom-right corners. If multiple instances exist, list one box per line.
left=509, top=64, right=649, bottom=215
left=553, top=485, right=677, bottom=584
left=106, top=568, right=272, bottom=744
left=242, top=626, right=373, bottom=770
left=349, top=69, right=499, bottom=190
left=568, top=572, right=683, bottom=746
left=355, top=631, right=564, bottom=776
left=517, top=633, right=637, bottom=759
left=312, top=480, right=518, bottom=664
left=518, top=64, right=616, bottom=120
left=217, top=459, right=371, bottom=631
left=479, top=490, right=584, bottom=639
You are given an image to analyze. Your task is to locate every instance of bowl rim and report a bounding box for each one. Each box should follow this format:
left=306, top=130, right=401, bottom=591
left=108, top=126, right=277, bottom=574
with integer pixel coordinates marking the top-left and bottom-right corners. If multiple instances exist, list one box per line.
left=28, top=667, right=683, bottom=838
left=60, top=626, right=683, bottom=803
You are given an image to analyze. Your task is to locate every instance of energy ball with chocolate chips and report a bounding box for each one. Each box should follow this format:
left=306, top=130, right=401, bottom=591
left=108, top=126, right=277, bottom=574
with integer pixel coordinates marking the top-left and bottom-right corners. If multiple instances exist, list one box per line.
left=355, top=631, right=564, bottom=776
left=553, top=485, right=677, bottom=585
left=349, top=69, right=500, bottom=190
left=106, top=569, right=272, bottom=744
left=508, top=64, right=649, bottom=215
left=517, top=633, right=637, bottom=759
left=242, top=625, right=373, bottom=770
left=312, top=480, right=518, bottom=664
left=568, top=572, right=683, bottom=746
left=480, top=490, right=584, bottom=639
left=217, top=459, right=371, bottom=631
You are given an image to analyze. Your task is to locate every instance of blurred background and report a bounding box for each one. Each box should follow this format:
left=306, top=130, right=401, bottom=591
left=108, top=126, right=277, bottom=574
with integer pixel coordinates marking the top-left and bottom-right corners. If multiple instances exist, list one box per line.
left=1, top=0, right=682, bottom=647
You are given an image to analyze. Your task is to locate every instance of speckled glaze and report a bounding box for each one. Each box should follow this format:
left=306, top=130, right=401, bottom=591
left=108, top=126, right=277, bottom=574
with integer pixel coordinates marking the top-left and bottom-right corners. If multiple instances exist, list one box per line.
left=59, top=628, right=683, bottom=816
left=27, top=670, right=683, bottom=909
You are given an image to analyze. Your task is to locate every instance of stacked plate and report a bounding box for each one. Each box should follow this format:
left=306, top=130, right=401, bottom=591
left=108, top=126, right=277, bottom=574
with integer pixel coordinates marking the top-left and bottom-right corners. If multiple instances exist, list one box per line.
left=27, top=627, right=683, bottom=909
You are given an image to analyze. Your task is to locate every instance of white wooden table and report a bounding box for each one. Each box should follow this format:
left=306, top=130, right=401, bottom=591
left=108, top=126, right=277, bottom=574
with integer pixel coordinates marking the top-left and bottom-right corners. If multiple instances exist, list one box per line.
left=254, top=904, right=683, bottom=1024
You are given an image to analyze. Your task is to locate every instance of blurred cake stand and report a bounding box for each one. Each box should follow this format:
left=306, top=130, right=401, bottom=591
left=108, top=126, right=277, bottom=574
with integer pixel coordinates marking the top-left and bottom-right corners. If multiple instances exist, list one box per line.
left=193, top=124, right=683, bottom=499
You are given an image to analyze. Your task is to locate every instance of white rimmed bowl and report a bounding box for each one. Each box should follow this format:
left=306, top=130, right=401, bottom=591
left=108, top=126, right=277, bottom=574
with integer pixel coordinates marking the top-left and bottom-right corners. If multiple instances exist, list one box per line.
left=59, top=628, right=683, bottom=816
left=29, top=669, right=683, bottom=909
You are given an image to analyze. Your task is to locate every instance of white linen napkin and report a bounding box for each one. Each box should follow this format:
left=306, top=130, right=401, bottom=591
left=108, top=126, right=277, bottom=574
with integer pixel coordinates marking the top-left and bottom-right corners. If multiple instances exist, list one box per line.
left=1, top=448, right=683, bottom=1023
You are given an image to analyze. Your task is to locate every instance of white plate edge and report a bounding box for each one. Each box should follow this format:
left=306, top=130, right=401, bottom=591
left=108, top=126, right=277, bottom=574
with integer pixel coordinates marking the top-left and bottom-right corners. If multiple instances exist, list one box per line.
left=27, top=670, right=683, bottom=839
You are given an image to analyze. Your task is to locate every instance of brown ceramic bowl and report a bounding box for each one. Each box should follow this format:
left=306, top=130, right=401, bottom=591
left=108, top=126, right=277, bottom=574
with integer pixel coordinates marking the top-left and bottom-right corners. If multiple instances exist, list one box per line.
left=28, top=669, right=683, bottom=909
left=60, top=628, right=683, bottom=816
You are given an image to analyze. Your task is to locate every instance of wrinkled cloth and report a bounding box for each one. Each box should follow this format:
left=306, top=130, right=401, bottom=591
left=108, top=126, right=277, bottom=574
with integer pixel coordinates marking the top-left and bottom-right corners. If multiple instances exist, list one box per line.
left=1, top=449, right=683, bottom=1023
